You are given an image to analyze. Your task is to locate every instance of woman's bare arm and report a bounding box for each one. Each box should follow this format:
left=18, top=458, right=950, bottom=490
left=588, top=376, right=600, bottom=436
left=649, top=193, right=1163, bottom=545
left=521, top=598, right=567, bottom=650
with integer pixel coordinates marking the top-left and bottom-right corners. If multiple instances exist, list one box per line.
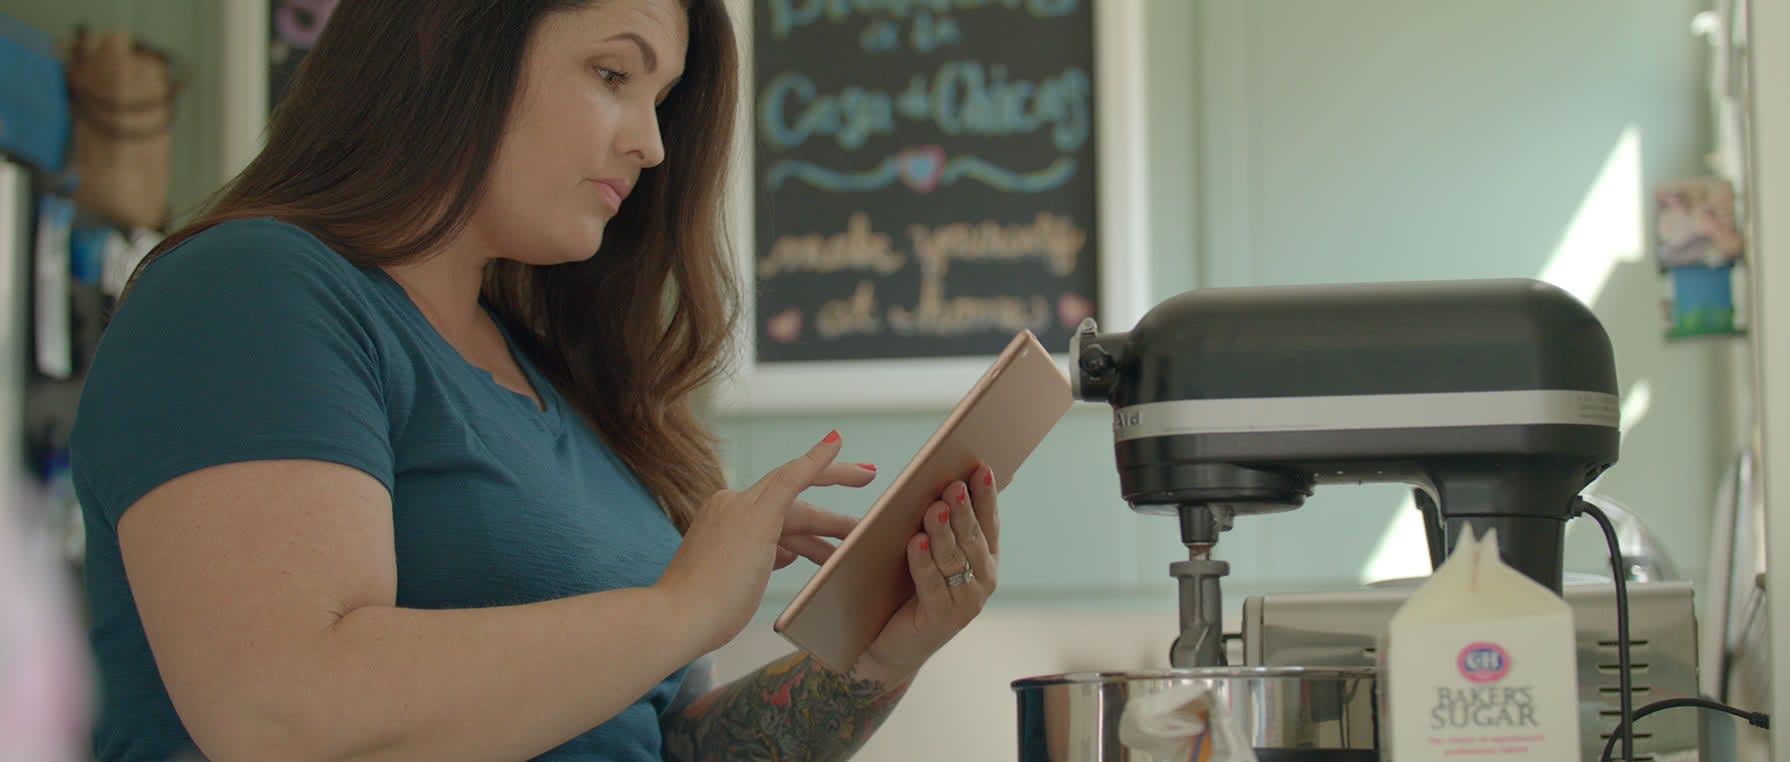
left=119, top=458, right=709, bottom=762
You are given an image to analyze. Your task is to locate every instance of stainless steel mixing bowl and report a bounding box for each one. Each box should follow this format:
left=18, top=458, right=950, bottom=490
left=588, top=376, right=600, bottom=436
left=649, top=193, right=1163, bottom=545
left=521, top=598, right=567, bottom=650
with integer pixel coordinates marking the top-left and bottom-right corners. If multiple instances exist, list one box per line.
left=1012, top=666, right=1378, bottom=761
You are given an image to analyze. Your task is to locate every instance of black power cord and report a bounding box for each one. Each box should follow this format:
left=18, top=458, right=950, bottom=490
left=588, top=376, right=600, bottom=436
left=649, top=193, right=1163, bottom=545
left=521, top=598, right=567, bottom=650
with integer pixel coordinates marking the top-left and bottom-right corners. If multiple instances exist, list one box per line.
left=1573, top=500, right=1634, bottom=762
left=1573, top=499, right=1772, bottom=761
left=1598, top=697, right=1770, bottom=762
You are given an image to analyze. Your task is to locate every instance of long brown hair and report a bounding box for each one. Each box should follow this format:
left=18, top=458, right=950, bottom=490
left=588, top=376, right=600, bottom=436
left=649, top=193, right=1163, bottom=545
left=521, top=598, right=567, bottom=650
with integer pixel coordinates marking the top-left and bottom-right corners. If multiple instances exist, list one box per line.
left=129, top=0, right=739, bottom=531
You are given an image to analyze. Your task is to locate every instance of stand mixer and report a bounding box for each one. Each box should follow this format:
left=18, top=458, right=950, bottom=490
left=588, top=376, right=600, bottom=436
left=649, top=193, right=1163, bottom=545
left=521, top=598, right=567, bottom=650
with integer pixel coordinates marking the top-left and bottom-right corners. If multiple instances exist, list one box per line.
left=1012, top=279, right=1701, bottom=760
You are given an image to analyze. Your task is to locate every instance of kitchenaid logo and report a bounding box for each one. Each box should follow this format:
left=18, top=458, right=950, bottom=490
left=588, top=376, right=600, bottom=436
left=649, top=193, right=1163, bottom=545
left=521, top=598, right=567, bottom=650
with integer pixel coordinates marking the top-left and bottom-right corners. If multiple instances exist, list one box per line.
left=1112, top=408, right=1142, bottom=433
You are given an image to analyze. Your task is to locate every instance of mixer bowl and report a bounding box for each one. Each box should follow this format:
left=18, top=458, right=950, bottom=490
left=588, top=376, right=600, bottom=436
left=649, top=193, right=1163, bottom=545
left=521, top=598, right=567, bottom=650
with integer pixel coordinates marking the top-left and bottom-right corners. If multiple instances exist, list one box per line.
left=1011, top=667, right=1378, bottom=761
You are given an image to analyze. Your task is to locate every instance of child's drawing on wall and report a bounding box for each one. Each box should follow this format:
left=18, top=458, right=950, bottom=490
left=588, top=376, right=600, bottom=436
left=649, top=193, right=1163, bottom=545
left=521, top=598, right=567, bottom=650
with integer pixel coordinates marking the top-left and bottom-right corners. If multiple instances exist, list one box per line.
left=1654, top=177, right=1744, bottom=337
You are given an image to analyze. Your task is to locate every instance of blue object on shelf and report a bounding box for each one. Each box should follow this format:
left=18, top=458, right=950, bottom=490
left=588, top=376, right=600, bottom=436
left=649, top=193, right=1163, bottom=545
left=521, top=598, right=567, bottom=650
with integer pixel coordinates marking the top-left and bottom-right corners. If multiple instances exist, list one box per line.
left=0, top=13, right=72, bottom=174
left=69, top=225, right=107, bottom=284
left=1666, top=263, right=1742, bottom=337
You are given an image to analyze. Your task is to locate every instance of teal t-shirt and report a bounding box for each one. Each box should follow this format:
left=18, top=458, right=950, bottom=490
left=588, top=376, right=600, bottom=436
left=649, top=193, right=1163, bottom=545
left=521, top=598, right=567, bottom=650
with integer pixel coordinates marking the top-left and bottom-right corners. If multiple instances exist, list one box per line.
left=70, top=217, right=693, bottom=762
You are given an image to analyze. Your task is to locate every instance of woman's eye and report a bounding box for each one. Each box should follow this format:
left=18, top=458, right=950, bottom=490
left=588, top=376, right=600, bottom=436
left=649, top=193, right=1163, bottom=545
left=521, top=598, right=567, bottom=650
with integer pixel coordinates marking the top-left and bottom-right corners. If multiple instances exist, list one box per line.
left=596, top=67, right=631, bottom=87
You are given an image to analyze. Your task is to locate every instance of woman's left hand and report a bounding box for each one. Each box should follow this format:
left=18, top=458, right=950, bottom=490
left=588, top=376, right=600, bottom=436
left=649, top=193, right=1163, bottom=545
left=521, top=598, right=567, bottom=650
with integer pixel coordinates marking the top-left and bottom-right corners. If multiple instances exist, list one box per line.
left=856, top=462, right=1000, bottom=680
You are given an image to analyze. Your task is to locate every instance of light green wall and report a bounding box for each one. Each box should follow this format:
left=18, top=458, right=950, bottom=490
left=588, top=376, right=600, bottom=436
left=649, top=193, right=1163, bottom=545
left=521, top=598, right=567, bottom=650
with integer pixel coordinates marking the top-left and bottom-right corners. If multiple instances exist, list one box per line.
left=4, top=1, right=1724, bottom=614
left=716, top=0, right=1727, bottom=615
left=1185, top=0, right=1724, bottom=597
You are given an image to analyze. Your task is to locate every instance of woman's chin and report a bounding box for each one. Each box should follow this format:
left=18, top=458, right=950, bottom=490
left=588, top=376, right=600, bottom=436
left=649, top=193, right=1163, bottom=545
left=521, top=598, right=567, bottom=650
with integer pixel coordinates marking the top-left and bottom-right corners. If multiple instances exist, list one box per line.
left=498, top=216, right=611, bottom=266
left=578, top=217, right=611, bottom=256
left=507, top=239, right=605, bottom=268
left=552, top=221, right=609, bottom=264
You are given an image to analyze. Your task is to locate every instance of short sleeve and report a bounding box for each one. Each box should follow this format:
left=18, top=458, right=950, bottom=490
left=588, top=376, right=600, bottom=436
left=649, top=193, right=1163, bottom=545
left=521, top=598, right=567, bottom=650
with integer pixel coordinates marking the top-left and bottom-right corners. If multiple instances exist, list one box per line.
left=69, top=219, right=396, bottom=527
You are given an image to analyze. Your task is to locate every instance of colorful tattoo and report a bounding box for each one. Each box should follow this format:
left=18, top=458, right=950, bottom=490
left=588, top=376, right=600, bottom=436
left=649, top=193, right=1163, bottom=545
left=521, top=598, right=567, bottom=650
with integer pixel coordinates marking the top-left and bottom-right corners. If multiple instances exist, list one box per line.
left=662, top=652, right=910, bottom=761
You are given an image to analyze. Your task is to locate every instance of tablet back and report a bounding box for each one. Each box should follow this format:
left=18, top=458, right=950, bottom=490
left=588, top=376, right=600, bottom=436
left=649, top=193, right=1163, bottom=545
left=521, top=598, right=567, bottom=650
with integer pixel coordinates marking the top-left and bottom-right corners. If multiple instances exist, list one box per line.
left=773, top=330, right=1074, bottom=672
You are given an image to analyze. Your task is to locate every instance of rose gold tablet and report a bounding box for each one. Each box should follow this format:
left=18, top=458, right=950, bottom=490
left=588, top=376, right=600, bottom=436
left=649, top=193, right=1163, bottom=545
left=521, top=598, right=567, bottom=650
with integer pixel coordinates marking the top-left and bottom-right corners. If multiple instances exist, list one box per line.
left=772, top=329, right=1074, bottom=673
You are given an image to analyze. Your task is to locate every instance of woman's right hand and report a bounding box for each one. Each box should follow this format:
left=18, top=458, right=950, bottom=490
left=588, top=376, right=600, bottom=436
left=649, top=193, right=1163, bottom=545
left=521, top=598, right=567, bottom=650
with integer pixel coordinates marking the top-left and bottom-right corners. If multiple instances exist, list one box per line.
left=654, top=430, right=872, bottom=652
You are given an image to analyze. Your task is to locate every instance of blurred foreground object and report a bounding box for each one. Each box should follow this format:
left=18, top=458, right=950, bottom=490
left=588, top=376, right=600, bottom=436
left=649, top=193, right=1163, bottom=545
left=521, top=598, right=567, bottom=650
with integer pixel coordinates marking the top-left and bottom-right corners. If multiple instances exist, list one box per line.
left=0, top=487, right=91, bottom=761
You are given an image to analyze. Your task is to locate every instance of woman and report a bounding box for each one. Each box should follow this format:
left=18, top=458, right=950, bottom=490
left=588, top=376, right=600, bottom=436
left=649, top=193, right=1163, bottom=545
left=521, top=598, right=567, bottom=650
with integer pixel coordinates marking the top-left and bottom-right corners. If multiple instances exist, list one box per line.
left=69, top=1, right=1002, bottom=760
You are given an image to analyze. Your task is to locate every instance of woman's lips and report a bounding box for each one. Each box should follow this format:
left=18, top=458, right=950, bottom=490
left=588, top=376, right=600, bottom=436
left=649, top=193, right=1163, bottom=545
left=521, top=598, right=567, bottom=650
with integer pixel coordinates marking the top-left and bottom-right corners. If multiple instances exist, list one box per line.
left=592, top=180, right=626, bottom=212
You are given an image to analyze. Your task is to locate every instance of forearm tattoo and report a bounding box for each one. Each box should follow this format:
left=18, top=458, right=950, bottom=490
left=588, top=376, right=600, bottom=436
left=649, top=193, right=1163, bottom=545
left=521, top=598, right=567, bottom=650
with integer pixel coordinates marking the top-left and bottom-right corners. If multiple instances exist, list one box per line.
left=662, top=652, right=910, bottom=761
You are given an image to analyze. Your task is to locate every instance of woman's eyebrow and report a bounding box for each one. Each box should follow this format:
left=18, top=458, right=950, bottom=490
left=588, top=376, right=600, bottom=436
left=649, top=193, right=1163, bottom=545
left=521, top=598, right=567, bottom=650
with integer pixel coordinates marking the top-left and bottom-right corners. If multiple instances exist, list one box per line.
left=603, top=32, right=658, bottom=73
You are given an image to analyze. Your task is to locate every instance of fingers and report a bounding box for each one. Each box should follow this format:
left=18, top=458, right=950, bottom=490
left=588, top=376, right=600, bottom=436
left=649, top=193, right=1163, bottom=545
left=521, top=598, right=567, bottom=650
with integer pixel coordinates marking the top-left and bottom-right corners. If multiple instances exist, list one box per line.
left=785, top=501, right=859, bottom=540
left=907, top=532, right=952, bottom=612
left=775, top=502, right=855, bottom=568
left=809, top=461, right=879, bottom=489
left=753, top=430, right=844, bottom=507
left=948, top=479, right=984, bottom=557
left=928, top=474, right=999, bottom=594
left=779, top=535, right=838, bottom=566
left=967, top=463, right=1000, bottom=557
left=924, top=487, right=972, bottom=601
left=774, top=546, right=797, bottom=569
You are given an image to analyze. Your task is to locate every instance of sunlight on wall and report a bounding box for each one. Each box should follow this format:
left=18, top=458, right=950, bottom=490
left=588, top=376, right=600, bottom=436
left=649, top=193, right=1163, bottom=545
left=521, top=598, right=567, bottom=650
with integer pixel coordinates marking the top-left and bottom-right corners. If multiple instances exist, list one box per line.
left=1538, top=125, right=1647, bottom=304
left=1359, top=126, right=1650, bottom=584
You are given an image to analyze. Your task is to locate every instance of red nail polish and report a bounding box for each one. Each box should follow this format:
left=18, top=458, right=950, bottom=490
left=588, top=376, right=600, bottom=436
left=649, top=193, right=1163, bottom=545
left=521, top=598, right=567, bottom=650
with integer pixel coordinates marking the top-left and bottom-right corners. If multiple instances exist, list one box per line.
left=822, top=430, right=840, bottom=444
left=956, top=484, right=969, bottom=503
left=938, top=509, right=950, bottom=523
left=983, top=469, right=995, bottom=487
left=858, top=463, right=876, bottom=471
left=919, top=536, right=930, bottom=551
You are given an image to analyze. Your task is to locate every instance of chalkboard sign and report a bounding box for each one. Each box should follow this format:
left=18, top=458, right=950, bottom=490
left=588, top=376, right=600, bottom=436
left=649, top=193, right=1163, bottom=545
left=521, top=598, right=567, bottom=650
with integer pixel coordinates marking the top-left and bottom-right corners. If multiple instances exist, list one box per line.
left=750, top=1, right=1102, bottom=365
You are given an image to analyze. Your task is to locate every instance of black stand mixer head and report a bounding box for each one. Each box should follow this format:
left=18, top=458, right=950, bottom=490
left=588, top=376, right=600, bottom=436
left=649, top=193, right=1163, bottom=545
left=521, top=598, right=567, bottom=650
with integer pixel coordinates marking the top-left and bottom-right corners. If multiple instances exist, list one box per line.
left=1073, top=279, right=1621, bottom=666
